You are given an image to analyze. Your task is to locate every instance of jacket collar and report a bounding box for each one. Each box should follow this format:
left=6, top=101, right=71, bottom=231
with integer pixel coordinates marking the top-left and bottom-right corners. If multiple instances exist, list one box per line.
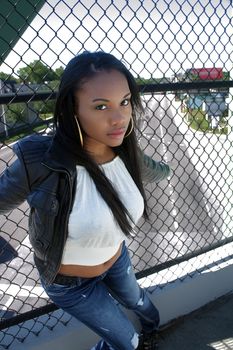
left=42, top=136, right=77, bottom=176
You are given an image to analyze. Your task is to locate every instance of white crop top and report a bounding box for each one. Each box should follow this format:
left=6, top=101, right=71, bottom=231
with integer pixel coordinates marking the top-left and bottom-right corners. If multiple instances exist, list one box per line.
left=61, top=156, right=144, bottom=266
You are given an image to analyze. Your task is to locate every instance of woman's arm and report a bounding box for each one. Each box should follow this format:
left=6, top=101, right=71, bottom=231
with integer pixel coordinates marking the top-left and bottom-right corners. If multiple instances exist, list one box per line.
left=0, top=156, right=30, bottom=215
left=138, top=149, right=171, bottom=183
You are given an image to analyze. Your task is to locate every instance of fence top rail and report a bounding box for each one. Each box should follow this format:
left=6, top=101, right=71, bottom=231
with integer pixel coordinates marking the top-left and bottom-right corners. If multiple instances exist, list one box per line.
left=0, top=80, right=232, bottom=104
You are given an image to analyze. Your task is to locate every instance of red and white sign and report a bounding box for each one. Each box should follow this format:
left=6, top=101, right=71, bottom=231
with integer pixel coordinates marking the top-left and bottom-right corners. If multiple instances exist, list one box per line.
left=191, top=68, right=223, bottom=80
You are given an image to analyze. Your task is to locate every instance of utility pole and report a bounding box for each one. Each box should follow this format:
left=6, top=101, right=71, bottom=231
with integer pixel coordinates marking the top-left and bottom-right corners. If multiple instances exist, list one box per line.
left=0, top=79, right=8, bottom=138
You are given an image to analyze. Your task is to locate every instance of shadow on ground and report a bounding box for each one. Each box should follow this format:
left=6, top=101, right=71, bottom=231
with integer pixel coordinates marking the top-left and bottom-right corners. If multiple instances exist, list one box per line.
left=159, top=293, right=233, bottom=350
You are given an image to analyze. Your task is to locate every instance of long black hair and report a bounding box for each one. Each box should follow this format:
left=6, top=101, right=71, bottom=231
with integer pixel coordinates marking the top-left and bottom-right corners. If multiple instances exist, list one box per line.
left=54, top=51, right=148, bottom=237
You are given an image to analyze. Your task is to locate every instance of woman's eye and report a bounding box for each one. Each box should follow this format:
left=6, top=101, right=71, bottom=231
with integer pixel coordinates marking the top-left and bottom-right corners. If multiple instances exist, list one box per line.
left=121, top=99, right=130, bottom=106
left=95, top=104, right=107, bottom=110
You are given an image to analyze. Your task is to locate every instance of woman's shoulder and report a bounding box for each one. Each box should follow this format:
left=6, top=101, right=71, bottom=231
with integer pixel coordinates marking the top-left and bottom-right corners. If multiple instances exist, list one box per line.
left=13, top=134, right=53, bottom=164
left=14, top=134, right=52, bottom=150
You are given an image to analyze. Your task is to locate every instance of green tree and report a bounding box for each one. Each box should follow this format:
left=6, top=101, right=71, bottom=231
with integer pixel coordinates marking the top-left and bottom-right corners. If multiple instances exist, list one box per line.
left=54, top=66, right=64, bottom=79
left=6, top=103, right=28, bottom=125
left=0, top=72, right=13, bottom=81
left=31, top=100, right=55, bottom=119
left=223, top=71, right=230, bottom=81
left=17, top=60, right=57, bottom=83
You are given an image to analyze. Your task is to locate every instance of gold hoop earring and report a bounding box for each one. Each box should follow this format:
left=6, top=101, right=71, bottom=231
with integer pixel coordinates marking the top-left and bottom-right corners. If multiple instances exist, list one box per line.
left=74, top=116, right=83, bottom=147
left=124, top=117, right=134, bottom=138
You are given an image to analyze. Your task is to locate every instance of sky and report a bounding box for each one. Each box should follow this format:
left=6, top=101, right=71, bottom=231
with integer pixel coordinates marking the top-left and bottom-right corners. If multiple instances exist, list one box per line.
left=0, top=0, right=232, bottom=78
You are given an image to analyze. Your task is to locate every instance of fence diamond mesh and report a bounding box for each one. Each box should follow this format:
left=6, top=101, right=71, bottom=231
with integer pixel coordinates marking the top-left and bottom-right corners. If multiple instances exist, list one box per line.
left=0, top=0, right=232, bottom=348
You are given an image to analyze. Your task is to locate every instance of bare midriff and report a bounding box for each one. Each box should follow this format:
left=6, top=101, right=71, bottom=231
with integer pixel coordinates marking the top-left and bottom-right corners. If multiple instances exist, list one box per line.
left=58, top=242, right=123, bottom=278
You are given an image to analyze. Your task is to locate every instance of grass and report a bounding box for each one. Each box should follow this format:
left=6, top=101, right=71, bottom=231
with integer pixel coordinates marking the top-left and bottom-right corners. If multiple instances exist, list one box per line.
left=184, top=109, right=228, bottom=135
left=0, top=124, right=47, bottom=145
left=187, top=110, right=209, bottom=131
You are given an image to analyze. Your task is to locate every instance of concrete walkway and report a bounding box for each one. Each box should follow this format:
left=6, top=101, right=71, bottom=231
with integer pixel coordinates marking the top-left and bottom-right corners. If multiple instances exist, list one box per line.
left=158, top=292, right=233, bottom=350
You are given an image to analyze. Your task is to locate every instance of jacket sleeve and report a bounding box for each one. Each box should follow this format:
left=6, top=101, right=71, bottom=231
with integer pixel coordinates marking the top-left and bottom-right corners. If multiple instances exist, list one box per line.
left=0, top=149, right=30, bottom=215
left=138, top=149, right=171, bottom=183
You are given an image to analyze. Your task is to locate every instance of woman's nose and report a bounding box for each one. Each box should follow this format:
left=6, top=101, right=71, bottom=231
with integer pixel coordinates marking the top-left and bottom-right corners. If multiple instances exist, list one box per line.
left=111, top=110, right=125, bottom=125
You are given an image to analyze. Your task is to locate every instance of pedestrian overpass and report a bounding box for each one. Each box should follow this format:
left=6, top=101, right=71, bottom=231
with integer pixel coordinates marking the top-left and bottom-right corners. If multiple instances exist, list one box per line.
left=0, top=1, right=233, bottom=349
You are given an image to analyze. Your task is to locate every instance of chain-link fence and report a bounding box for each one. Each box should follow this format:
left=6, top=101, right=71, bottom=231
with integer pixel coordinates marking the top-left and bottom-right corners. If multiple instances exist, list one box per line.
left=0, top=0, right=233, bottom=348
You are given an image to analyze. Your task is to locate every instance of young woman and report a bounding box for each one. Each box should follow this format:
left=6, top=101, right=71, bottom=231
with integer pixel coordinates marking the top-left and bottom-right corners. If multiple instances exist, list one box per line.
left=0, top=51, right=171, bottom=350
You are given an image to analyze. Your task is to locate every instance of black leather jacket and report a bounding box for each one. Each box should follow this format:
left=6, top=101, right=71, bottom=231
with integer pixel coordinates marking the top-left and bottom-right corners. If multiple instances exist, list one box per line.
left=0, top=135, right=170, bottom=286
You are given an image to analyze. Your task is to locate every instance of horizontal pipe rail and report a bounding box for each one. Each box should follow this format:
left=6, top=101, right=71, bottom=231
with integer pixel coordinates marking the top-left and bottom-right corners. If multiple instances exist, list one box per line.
left=0, top=81, right=232, bottom=104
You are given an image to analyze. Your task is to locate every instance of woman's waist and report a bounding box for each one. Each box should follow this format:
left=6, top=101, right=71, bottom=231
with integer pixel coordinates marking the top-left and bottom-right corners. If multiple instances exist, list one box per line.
left=58, top=242, right=123, bottom=278
left=61, top=236, right=125, bottom=265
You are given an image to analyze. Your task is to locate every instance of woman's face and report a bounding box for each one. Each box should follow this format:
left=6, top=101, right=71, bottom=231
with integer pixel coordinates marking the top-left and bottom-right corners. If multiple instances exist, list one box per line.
left=75, top=69, right=132, bottom=151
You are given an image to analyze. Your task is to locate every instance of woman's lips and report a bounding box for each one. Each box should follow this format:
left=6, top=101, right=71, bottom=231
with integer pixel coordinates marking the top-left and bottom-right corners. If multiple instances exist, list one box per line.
left=108, top=128, right=125, bottom=138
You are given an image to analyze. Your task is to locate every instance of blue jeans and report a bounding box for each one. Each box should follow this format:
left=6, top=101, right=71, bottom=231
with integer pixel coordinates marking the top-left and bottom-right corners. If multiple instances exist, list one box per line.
left=41, top=242, right=159, bottom=350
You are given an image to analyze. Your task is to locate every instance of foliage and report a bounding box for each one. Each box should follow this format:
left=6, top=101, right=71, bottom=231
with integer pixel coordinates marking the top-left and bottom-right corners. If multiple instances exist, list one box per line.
left=0, top=124, right=48, bottom=144
left=54, top=66, right=64, bottom=79
left=222, top=71, right=230, bottom=81
left=0, top=61, right=62, bottom=127
left=4, top=100, right=55, bottom=128
left=185, top=109, right=228, bottom=135
left=0, top=72, right=16, bottom=82
left=30, top=100, right=55, bottom=116
left=6, top=103, right=28, bottom=125
left=17, top=60, right=58, bottom=83
left=187, top=110, right=209, bottom=131
left=0, top=61, right=64, bottom=84
left=136, top=77, right=168, bottom=85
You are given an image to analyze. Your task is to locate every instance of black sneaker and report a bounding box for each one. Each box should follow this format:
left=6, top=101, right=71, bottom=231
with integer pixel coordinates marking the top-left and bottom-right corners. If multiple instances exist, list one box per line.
left=139, top=330, right=159, bottom=350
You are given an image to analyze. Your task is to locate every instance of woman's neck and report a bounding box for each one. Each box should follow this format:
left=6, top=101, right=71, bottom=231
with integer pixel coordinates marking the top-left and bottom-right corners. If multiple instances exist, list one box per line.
left=85, top=143, right=115, bottom=165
